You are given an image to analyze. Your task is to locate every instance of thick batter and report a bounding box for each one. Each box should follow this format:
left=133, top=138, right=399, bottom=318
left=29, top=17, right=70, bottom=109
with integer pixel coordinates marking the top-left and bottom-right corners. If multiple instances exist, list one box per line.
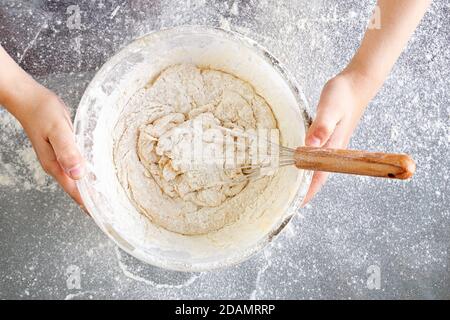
left=113, top=64, right=278, bottom=235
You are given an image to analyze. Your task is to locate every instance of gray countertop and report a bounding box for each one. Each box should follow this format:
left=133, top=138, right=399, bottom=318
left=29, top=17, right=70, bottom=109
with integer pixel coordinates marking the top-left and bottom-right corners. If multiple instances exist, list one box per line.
left=0, top=0, right=448, bottom=299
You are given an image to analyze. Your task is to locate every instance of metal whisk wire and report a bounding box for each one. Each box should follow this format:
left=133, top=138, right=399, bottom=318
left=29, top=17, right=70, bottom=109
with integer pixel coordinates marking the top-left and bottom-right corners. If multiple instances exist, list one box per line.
left=198, top=126, right=296, bottom=185
left=174, top=125, right=416, bottom=190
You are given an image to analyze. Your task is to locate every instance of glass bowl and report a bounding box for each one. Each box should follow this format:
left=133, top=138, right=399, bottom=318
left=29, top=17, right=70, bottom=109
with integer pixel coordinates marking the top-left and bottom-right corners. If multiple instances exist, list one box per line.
left=74, top=26, right=312, bottom=272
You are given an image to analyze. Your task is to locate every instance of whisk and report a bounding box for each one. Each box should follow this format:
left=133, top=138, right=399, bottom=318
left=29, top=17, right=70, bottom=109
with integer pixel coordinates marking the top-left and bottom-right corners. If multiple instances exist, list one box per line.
left=207, top=127, right=416, bottom=184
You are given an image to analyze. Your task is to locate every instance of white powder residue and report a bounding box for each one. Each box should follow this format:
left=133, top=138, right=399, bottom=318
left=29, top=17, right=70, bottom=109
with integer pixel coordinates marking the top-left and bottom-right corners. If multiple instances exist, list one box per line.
left=17, top=147, right=48, bottom=187
left=230, top=1, right=239, bottom=16
left=0, top=111, right=53, bottom=191
left=0, top=172, right=15, bottom=186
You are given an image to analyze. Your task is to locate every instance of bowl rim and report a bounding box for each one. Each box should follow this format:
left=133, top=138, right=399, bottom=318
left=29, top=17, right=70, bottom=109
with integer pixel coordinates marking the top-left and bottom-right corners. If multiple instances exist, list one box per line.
left=74, top=25, right=313, bottom=272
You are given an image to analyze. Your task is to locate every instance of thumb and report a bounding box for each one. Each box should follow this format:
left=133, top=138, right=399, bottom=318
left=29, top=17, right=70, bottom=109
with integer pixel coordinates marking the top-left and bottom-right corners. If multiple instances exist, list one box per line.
left=305, top=100, right=342, bottom=147
left=48, top=124, right=85, bottom=180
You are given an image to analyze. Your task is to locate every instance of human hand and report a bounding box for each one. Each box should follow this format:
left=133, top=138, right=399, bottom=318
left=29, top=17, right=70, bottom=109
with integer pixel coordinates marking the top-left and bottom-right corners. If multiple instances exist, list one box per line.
left=301, top=71, right=372, bottom=206
left=18, top=87, right=85, bottom=206
left=0, top=45, right=85, bottom=207
left=299, top=0, right=431, bottom=206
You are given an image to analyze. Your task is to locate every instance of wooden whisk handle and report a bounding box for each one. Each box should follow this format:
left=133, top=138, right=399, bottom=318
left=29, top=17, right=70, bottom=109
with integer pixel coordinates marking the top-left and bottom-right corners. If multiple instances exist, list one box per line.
left=294, top=147, right=416, bottom=179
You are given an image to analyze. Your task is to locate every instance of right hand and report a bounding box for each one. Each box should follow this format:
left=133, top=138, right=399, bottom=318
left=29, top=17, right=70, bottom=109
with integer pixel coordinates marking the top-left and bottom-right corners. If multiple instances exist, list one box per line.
left=302, top=71, right=370, bottom=206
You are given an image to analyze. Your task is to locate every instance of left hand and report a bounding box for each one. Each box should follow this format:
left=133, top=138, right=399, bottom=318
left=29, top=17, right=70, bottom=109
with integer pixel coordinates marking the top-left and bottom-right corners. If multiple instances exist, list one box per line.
left=18, top=88, right=86, bottom=206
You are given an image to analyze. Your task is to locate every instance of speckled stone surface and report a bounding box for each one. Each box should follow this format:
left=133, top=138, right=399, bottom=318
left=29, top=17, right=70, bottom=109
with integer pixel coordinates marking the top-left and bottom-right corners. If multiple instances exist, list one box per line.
left=0, top=0, right=448, bottom=299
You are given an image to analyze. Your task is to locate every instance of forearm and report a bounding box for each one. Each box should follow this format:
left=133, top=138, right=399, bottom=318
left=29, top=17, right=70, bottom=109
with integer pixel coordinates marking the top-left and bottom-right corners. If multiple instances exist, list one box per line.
left=0, top=45, right=50, bottom=121
left=343, top=0, right=431, bottom=104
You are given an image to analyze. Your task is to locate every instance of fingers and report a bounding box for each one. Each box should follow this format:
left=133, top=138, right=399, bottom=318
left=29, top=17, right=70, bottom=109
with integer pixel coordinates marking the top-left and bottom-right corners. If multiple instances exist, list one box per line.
left=301, top=171, right=329, bottom=207
left=32, top=137, right=85, bottom=207
left=302, top=81, right=349, bottom=205
left=323, top=121, right=352, bottom=149
left=305, top=111, right=339, bottom=147
left=302, top=120, right=354, bottom=206
left=48, top=122, right=85, bottom=180
left=18, top=91, right=87, bottom=211
left=302, top=121, right=351, bottom=206
left=51, top=164, right=84, bottom=206
left=305, top=89, right=344, bottom=147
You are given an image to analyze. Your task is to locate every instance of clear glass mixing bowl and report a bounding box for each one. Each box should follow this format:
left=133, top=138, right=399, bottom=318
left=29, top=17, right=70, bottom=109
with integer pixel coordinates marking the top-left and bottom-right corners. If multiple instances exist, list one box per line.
left=74, top=26, right=312, bottom=271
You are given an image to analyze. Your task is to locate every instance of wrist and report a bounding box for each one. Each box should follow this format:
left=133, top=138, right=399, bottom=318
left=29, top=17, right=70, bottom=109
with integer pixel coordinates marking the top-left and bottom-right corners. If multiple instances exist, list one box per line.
left=0, top=45, right=52, bottom=122
left=338, top=63, right=385, bottom=108
left=1, top=75, right=52, bottom=122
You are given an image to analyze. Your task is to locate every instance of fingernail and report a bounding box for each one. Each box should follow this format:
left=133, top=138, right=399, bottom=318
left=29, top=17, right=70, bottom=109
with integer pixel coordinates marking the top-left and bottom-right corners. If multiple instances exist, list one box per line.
left=307, top=136, right=321, bottom=147
left=68, top=164, right=85, bottom=179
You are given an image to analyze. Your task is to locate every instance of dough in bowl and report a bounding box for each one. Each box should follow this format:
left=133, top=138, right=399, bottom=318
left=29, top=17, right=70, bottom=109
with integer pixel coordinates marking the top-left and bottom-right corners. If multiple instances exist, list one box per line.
left=113, top=64, right=279, bottom=235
